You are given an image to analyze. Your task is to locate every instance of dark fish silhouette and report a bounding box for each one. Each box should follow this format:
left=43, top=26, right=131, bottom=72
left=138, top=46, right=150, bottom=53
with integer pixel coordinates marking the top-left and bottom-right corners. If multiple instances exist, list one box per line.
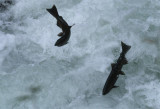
left=102, top=41, right=131, bottom=95
left=46, top=5, right=74, bottom=47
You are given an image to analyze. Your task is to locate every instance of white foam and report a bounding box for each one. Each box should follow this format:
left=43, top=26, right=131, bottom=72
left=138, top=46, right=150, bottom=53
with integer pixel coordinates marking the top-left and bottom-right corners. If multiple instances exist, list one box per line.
left=0, top=0, right=160, bottom=109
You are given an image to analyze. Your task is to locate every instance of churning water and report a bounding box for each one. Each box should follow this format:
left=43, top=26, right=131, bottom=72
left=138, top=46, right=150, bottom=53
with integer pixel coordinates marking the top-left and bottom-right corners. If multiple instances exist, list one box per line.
left=0, top=0, right=160, bottom=109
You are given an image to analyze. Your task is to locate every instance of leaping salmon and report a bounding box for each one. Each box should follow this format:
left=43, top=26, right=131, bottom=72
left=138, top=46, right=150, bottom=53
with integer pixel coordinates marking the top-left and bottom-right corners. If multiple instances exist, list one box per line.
left=102, top=41, right=131, bottom=95
left=46, top=5, right=74, bottom=47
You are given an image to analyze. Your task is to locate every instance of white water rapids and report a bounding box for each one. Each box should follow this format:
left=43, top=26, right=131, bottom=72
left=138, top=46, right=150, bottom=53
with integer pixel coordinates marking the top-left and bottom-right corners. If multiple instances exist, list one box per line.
left=0, top=0, right=160, bottom=109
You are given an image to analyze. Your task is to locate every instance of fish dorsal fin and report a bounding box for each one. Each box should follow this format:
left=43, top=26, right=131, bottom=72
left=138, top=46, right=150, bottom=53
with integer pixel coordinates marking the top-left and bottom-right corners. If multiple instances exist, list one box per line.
left=122, top=57, right=128, bottom=65
left=119, top=71, right=125, bottom=75
left=111, top=63, right=116, bottom=68
left=113, top=86, right=119, bottom=88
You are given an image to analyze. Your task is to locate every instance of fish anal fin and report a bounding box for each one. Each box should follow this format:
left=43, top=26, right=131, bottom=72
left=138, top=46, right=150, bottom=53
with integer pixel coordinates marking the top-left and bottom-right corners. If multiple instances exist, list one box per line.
left=122, top=58, right=128, bottom=65
left=119, top=71, right=125, bottom=75
left=113, top=86, right=119, bottom=88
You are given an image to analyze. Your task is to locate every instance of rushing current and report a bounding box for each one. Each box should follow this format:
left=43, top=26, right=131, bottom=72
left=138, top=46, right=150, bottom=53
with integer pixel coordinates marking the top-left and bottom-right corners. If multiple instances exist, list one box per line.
left=0, top=0, right=160, bottom=109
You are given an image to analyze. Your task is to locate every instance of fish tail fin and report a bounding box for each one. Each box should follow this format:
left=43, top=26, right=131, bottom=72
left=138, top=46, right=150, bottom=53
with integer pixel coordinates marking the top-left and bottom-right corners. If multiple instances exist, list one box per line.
left=46, top=5, right=59, bottom=18
left=121, top=41, right=131, bottom=54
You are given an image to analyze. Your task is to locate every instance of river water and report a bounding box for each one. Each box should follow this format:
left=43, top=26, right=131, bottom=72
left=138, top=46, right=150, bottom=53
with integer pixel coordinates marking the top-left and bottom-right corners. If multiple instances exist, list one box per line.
left=0, top=0, right=160, bottom=109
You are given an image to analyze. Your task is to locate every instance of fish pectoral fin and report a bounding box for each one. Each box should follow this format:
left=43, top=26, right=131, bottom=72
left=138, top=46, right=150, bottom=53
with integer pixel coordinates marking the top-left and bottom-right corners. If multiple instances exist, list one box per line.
left=119, top=71, right=125, bottom=75
left=113, top=86, right=119, bottom=88
left=111, top=63, right=116, bottom=68
left=57, top=32, right=63, bottom=37
left=122, top=58, right=128, bottom=65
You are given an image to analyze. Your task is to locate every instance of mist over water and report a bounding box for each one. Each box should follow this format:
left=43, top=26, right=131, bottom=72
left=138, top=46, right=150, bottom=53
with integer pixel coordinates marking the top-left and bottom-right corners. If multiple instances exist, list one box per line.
left=0, top=0, right=160, bottom=109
